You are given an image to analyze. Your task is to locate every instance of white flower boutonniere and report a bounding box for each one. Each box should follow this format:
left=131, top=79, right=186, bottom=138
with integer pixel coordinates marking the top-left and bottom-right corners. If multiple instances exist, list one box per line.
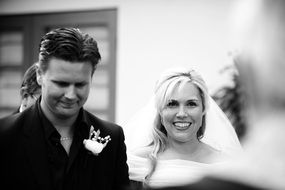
left=83, top=125, right=111, bottom=156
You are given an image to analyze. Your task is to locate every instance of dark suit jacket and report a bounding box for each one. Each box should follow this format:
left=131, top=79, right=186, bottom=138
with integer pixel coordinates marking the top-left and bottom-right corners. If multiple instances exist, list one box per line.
left=0, top=103, right=129, bottom=190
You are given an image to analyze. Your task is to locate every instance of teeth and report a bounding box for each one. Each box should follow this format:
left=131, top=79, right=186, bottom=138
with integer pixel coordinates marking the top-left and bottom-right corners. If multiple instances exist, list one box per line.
left=173, top=122, right=191, bottom=128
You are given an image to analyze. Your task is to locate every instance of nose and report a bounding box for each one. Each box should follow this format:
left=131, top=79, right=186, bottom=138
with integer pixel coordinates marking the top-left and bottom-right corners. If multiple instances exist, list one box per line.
left=65, top=85, right=76, bottom=99
left=176, top=106, right=188, bottom=118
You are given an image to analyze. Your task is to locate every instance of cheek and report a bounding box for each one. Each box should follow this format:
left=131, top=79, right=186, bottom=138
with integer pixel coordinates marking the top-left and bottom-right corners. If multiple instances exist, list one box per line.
left=192, top=109, right=204, bottom=124
left=77, top=86, right=90, bottom=99
left=43, top=84, right=58, bottom=94
left=160, top=110, right=174, bottom=126
left=42, top=83, right=61, bottom=99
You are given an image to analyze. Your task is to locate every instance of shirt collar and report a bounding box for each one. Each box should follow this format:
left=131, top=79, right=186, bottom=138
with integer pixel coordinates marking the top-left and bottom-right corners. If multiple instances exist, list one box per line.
left=36, top=98, right=59, bottom=141
left=75, top=108, right=90, bottom=139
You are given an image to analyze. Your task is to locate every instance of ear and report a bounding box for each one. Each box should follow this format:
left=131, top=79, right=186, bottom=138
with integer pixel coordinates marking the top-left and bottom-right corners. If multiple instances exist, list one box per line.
left=36, top=68, right=43, bottom=86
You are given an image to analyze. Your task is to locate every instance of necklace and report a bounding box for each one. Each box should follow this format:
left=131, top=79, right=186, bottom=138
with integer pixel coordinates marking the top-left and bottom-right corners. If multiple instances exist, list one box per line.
left=60, top=137, right=73, bottom=141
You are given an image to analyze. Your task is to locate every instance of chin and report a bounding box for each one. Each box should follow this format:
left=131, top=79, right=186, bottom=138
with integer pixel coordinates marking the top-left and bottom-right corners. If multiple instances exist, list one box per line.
left=57, top=108, right=79, bottom=118
left=173, top=135, right=190, bottom=142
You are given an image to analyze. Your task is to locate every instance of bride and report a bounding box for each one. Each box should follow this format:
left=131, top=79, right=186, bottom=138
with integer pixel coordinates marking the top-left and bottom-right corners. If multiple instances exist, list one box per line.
left=124, top=68, right=243, bottom=188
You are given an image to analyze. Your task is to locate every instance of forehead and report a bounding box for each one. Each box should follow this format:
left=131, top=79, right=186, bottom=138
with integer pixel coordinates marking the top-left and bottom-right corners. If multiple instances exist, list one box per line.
left=169, top=82, right=201, bottom=100
left=44, top=58, right=93, bottom=80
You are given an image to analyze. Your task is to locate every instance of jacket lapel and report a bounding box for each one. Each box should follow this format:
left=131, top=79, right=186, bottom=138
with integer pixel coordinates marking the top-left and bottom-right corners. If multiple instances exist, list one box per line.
left=22, top=105, right=52, bottom=190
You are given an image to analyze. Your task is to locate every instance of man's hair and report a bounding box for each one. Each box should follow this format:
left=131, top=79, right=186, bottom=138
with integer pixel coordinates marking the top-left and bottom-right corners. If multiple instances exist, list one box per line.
left=38, top=27, right=101, bottom=74
left=20, top=63, right=41, bottom=99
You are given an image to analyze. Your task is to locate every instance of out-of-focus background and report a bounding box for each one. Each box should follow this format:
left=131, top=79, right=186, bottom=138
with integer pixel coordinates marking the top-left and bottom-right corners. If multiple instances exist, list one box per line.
left=0, top=0, right=244, bottom=139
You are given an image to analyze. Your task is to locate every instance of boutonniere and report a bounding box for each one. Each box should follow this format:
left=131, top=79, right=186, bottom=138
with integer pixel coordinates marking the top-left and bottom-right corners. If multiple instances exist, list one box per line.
left=83, top=125, right=111, bottom=156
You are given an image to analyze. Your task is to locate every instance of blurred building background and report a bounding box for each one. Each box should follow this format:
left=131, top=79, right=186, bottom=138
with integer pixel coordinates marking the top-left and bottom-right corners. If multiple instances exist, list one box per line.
left=0, top=0, right=242, bottom=137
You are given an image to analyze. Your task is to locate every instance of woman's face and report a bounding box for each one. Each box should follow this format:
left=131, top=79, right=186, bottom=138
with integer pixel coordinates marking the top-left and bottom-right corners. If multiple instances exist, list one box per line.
left=160, top=82, right=205, bottom=143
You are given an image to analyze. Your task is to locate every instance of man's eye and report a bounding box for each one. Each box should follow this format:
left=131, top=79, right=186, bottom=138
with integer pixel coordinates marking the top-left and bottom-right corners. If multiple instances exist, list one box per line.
left=55, top=81, right=69, bottom=87
left=75, top=83, right=86, bottom=88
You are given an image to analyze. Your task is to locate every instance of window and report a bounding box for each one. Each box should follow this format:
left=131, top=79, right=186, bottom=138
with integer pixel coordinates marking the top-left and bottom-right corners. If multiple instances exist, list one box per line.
left=0, top=10, right=117, bottom=121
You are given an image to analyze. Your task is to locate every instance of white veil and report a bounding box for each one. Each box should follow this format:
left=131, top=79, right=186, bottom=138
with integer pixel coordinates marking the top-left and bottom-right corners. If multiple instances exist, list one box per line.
left=124, top=95, right=243, bottom=157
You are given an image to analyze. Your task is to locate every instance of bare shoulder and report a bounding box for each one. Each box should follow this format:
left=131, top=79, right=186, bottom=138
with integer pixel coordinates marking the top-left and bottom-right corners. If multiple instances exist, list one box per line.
left=131, top=146, right=152, bottom=158
left=200, top=143, right=228, bottom=163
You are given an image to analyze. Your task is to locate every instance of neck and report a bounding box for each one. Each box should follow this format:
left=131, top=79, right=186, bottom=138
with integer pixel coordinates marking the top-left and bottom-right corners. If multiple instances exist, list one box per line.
left=160, top=137, right=202, bottom=160
left=40, top=100, right=77, bottom=139
left=41, top=100, right=78, bottom=124
left=54, top=124, right=74, bottom=139
left=168, top=137, right=201, bottom=154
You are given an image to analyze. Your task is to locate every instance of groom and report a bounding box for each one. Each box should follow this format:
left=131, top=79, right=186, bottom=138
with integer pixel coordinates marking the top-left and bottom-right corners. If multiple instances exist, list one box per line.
left=0, top=28, right=129, bottom=190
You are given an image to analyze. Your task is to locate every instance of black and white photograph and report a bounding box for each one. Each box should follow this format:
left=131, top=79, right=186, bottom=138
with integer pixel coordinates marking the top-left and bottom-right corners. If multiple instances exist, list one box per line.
left=0, top=0, right=284, bottom=190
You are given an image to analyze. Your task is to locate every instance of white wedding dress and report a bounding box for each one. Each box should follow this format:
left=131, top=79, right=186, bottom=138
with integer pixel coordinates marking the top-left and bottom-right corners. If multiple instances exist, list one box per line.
left=128, top=152, right=230, bottom=188
left=125, top=96, right=243, bottom=188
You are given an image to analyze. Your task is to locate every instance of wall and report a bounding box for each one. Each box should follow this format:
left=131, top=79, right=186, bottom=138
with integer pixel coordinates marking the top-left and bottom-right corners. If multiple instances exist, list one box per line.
left=0, top=0, right=238, bottom=126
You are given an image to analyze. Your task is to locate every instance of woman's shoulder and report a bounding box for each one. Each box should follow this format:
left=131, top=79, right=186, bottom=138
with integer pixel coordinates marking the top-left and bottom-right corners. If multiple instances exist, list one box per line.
left=131, top=146, right=152, bottom=158
left=200, top=143, right=229, bottom=163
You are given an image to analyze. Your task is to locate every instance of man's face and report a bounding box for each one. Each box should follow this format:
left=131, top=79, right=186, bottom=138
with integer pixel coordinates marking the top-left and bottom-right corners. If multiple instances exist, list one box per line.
left=37, top=58, right=93, bottom=120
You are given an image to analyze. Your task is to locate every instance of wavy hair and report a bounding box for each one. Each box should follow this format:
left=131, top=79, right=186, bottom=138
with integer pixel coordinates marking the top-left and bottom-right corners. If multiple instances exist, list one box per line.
left=144, top=68, right=209, bottom=184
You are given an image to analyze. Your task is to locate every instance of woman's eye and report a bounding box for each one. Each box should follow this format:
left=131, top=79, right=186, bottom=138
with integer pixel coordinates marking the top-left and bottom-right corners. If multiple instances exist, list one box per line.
left=187, top=101, right=197, bottom=107
left=166, top=101, right=178, bottom=107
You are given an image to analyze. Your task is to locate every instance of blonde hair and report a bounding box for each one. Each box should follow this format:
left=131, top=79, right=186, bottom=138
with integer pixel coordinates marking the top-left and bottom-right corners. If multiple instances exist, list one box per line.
left=144, top=68, right=209, bottom=184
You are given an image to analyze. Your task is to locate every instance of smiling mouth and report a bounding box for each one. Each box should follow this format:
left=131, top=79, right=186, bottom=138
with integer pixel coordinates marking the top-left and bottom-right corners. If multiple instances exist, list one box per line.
left=60, top=102, right=76, bottom=108
left=173, top=122, right=191, bottom=130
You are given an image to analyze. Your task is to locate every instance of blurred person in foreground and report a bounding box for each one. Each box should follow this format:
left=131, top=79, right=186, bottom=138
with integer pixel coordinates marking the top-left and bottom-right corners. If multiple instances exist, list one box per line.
left=211, top=62, right=247, bottom=141
left=145, top=0, right=285, bottom=189
left=125, top=67, right=242, bottom=189
left=0, top=27, right=129, bottom=190
left=16, top=62, right=41, bottom=113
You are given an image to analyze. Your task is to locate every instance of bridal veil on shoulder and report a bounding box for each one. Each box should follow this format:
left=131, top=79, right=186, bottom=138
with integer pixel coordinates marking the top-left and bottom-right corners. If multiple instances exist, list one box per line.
left=124, top=94, right=243, bottom=157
